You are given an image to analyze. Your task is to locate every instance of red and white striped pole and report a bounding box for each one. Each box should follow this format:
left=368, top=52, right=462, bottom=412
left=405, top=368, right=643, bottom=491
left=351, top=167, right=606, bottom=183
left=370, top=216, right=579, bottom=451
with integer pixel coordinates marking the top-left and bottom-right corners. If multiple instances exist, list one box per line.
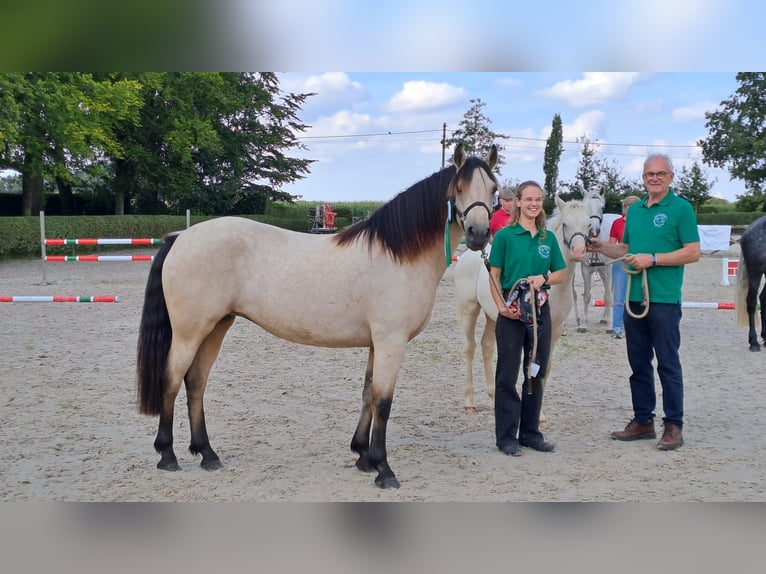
left=0, top=295, right=120, bottom=303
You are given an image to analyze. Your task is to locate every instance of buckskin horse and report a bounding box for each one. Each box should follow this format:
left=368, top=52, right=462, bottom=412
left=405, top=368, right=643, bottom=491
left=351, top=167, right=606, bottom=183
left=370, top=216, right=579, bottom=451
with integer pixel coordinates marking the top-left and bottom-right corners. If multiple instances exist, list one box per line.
left=136, top=144, right=499, bottom=489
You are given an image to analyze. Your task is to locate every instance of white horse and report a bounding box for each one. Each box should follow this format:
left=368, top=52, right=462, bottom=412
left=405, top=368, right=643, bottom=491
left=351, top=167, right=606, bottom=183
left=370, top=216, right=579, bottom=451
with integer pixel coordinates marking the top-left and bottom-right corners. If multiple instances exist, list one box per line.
left=573, top=189, right=613, bottom=332
left=453, top=195, right=593, bottom=421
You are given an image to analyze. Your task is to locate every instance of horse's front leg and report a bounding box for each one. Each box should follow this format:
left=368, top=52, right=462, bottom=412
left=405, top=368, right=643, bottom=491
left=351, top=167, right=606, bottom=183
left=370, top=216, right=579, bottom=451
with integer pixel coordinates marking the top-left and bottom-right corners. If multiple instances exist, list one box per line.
left=351, top=349, right=375, bottom=472
left=459, top=304, right=481, bottom=413
left=480, top=317, right=497, bottom=402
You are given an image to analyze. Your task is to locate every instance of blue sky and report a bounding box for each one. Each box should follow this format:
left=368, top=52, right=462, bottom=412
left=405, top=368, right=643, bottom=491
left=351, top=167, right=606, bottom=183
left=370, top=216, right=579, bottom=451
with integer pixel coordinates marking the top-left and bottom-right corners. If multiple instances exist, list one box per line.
left=279, top=72, right=745, bottom=204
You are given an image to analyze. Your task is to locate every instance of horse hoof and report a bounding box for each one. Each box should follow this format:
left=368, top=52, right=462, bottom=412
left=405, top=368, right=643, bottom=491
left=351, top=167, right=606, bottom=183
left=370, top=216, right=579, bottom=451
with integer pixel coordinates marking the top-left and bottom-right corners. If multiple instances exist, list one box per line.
left=157, top=459, right=180, bottom=471
left=201, top=458, right=222, bottom=471
left=577, top=327, right=587, bottom=333
left=464, top=406, right=477, bottom=414
left=749, top=345, right=761, bottom=352
left=375, top=475, right=400, bottom=489
left=355, top=456, right=375, bottom=473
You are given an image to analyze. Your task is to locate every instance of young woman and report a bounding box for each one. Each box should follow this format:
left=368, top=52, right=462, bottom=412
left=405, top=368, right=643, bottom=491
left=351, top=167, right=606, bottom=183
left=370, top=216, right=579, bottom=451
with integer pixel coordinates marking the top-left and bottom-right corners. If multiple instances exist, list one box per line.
left=487, top=181, right=566, bottom=456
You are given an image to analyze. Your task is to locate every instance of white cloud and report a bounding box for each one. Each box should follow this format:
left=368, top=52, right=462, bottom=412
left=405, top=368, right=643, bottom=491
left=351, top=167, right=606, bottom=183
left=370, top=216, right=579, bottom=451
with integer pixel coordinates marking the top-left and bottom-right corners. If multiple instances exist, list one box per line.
left=386, top=81, right=466, bottom=113
left=563, top=110, right=606, bottom=141
left=303, top=72, right=364, bottom=96
left=671, top=101, right=717, bottom=123
left=308, top=110, right=377, bottom=137
left=542, top=73, right=642, bottom=107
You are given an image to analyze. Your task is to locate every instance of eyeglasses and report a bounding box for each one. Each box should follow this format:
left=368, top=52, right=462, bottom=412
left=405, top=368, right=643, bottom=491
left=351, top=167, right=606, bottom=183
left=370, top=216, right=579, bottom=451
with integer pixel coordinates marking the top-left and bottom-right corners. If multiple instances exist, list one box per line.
left=643, top=171, right=672, bottom=179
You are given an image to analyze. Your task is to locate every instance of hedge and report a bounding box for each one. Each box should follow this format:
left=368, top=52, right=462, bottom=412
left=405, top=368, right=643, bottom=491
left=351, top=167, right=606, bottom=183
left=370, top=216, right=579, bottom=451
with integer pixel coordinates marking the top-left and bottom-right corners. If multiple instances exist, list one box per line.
left=0, top=213, right=352, bottom=260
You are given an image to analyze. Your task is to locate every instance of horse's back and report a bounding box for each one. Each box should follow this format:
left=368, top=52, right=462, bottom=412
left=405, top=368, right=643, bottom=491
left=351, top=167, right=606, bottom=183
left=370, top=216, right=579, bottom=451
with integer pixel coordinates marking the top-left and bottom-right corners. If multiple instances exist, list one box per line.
left=160, top=216, right=442, bottom=348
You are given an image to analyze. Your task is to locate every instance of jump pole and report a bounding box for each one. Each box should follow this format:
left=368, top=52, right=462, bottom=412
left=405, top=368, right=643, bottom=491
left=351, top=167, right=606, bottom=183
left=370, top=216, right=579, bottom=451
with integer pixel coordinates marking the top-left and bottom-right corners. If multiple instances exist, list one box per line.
left=1, top=295, right=120, bottom=303
left=44, top=255, right=155, bottom=262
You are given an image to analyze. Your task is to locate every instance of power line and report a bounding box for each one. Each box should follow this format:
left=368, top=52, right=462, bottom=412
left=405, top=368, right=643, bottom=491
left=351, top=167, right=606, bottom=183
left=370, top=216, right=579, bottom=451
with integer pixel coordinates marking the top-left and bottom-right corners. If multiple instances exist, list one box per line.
left=297, top=128, right=701, bottom=149
left=299, top=128, right=442, bottom=140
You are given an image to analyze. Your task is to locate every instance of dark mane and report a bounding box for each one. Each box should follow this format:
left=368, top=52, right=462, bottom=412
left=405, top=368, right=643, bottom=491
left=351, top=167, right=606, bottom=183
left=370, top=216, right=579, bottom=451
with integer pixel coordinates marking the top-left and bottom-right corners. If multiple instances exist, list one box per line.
left=334, top=157, right=494, bottom=263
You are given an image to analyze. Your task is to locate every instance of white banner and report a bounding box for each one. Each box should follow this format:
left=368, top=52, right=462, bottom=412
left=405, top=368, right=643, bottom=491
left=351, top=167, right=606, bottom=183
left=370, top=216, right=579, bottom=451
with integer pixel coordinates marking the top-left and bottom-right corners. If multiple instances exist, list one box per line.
left=698, top=225, right=731, bottom=251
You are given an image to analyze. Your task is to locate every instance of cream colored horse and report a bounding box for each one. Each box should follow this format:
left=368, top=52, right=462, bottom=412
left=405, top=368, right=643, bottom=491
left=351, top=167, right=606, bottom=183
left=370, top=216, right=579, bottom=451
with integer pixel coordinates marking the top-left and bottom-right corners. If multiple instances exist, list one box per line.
left=454, top=195, right=591, bottom=423
left=572, top=188, right=612, bottom=332
left=136, top=144, right=499, bottom=490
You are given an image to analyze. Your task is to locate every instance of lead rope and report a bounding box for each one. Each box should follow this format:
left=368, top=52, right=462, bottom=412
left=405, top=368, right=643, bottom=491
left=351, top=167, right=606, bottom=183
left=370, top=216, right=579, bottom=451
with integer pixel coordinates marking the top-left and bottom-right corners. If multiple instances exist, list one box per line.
left=482, top=249, right=539, bottom=394
left=622, top=259, right=650, bottom=319
left=589, top=254, right=650, bottom=319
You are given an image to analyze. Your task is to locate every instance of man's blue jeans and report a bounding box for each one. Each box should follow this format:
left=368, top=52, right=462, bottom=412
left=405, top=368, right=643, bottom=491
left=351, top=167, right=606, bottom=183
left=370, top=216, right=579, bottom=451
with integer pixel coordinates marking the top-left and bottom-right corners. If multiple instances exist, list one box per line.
left=624, top=302, right=684, bottom=428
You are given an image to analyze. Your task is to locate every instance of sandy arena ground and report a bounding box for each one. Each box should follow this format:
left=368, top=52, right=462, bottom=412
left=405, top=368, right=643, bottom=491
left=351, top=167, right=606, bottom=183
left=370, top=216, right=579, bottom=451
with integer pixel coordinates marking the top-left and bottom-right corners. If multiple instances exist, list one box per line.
left=1, top=243, right=764, bottom=502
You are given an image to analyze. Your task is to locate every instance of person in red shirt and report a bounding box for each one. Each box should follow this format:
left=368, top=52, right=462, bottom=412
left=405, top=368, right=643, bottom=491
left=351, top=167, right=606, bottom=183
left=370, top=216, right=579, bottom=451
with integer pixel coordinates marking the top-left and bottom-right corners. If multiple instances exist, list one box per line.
left=608, top=195, right=641, bottom=338
left=490, top=187, right=515, bottom=238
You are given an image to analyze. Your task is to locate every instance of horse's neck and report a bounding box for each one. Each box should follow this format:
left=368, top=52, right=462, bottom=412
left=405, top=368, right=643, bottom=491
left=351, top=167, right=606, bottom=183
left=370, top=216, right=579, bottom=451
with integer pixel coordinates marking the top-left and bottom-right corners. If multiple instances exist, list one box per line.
left=447, top=220, right=467, bottom=259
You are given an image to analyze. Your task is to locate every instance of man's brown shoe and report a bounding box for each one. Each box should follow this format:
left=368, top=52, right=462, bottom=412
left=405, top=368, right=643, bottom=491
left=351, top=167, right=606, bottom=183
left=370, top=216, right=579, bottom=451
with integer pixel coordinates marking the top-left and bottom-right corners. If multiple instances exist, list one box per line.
left=611, top=419, right=656, bottom=441
left=657, top=423, right=683, bottom=450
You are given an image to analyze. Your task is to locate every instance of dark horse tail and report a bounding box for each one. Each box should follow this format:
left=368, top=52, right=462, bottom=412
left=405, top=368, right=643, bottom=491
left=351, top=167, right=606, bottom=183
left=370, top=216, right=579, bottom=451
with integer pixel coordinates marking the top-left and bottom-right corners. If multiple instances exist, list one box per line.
left=136, top=233, right=180, bottom=416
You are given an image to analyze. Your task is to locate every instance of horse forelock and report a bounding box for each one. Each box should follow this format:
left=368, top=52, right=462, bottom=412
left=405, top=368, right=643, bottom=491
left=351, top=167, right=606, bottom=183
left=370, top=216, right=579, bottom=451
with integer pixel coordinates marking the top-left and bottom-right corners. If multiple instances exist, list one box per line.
left=448, top=156, right=498, bottom=201
left=549, top=199, right=590, bottom=251
left=333, top=165, right=455, bottom=263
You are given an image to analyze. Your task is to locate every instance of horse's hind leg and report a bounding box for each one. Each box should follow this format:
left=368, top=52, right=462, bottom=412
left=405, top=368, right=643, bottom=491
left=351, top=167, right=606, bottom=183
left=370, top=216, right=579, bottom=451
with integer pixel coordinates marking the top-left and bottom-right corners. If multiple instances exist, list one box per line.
left=599, top=268, right=611, bottom=325
left=154, top=369, right=185, bottom=471
left=351, top=349, right=375, bottom=472
left=184, top=314, right=236, bottom=469
left=578, top=267, right=591, bottom=333
left=747, top=278, right=763, bottom=352
left=759, top=281, right=766, bottom=347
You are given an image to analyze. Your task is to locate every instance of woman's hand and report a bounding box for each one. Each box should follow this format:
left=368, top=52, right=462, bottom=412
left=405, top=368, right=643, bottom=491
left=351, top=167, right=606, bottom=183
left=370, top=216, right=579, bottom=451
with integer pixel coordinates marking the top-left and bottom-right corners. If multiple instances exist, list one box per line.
left=498, top=304, right=520, bottom=320
left=526, top=274, right=547, bottom=291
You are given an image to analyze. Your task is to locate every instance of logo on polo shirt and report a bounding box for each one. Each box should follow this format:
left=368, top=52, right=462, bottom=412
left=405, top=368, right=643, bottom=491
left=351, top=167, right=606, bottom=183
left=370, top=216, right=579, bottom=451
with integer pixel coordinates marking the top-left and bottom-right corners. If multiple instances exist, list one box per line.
left=653, top=214, right=668, bottom=228
left=538, top=245, right=551, bottom=258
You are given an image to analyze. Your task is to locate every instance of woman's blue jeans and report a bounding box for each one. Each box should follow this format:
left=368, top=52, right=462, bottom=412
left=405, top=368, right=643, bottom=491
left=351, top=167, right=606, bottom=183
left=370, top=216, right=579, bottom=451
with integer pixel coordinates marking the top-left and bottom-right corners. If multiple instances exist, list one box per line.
left=611, top=263, right=627, bottom=332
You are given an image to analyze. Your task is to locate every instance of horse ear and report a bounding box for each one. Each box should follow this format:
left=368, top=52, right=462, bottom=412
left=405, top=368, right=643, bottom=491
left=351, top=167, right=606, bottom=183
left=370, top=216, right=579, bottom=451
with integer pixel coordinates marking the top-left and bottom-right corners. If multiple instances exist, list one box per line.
left=555, top=193, right=565, bottom=211
left=452, top=144, right=466, bottom=169
left=485, top=144, right=498, bottom=170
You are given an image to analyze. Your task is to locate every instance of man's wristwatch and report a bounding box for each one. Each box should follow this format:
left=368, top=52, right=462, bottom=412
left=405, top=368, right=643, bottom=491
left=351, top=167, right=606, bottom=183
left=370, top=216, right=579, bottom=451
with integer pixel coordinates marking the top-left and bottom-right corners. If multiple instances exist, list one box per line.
left=542, top=272, right=549, bottom=284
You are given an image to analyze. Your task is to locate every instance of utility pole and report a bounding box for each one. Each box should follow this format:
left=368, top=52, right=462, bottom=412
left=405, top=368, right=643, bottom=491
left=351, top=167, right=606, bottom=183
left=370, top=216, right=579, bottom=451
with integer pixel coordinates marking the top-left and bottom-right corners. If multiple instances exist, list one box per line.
left=441, top=122, right=447, bottom=168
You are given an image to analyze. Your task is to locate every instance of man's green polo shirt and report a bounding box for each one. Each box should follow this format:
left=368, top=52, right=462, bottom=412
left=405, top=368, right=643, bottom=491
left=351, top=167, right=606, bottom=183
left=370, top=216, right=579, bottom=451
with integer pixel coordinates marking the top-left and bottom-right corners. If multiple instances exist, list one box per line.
left=623, top=190, right=699, bottom=304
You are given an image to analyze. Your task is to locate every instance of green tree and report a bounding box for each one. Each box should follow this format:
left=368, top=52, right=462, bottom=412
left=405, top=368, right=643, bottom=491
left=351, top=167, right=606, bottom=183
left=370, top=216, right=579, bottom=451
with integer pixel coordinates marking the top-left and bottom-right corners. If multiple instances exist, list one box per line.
left=543, top=113, right=563, bottom=198
left=444, top=98, right=506, bottom=172
left=0, top=72, right=142, bottom=215
left=107, top=72, right=314, bottom=215
left=559, top=136, right=643, bottom=212
left=698, top=72, right=766, bottom=211
left=559, top=136, right=599, bottom=200
left=673, top=161, right=714, bottom=212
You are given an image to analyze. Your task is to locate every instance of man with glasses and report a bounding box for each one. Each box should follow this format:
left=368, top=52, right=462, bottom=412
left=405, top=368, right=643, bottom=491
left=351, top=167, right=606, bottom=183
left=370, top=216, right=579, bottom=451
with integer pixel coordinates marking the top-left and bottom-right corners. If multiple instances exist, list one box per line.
left=587, top=153, right=700, bottom=450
